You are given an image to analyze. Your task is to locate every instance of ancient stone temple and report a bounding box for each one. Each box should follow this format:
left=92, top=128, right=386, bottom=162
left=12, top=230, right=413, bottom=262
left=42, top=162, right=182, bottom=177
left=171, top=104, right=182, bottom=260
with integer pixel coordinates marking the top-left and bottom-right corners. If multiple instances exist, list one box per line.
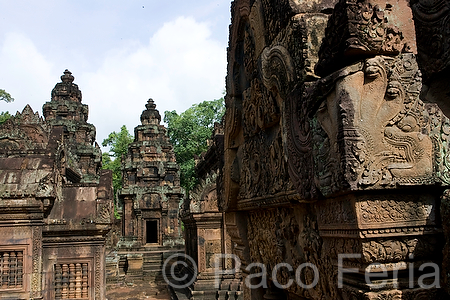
left=180, top=123, right=242, bottom=299
left=0, top=70, right=113, bottom=299
left=116, top=98, right=184, bottom=280
left=222, top=0, right=450, bottom=299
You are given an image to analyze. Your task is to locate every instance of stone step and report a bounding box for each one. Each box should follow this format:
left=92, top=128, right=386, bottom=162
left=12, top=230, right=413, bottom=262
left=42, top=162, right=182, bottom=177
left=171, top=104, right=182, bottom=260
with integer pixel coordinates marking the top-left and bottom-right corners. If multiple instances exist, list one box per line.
left=169, top=286, right=190, bottom=300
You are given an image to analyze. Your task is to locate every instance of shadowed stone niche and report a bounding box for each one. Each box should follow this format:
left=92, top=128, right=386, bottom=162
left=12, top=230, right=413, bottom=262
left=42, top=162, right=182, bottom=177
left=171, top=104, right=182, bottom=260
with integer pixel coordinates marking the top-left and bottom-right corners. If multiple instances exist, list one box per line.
left=0, top=70, right=113, bottom=300
left=223, top=0, right=450, bottom=299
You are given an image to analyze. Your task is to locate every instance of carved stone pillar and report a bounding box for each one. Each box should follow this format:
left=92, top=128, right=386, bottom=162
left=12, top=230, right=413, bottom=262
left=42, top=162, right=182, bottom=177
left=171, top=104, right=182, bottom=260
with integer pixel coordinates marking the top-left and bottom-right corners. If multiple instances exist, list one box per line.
left=123, top=197, right=134, bottom=237
left=302, top=54, right=449, bottom=298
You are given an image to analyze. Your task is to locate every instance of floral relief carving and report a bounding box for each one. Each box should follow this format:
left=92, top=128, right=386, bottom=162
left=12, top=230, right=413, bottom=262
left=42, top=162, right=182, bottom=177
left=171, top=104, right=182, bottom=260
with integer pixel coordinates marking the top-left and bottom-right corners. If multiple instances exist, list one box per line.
left=247, top=207, right=332, bottom=299
left=362, top=236, right=439, bottom=263
left=223, top=0, right=450, bottom=298
left=358, top=198, right=434, bottom=224
left=31, top=226, right=42, bottom=298
left=285, top=86, right=317, bottom=200
left=239, top=129, right=289, bottom=201
left=316, top=197, right=357, bottom=227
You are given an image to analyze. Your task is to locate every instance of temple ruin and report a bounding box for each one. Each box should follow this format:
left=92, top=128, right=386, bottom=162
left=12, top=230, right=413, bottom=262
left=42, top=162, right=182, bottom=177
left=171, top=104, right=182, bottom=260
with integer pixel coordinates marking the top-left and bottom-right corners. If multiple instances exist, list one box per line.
left=2, top=0, right=450, bottom=299
left=113, top=98, right=184, bottom=282
left=0, top=70, right=113, bottom=299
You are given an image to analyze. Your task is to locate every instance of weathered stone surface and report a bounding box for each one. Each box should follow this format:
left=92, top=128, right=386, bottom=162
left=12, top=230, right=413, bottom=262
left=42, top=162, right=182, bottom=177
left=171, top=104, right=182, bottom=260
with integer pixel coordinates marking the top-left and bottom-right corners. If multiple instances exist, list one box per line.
left=410, top=0, right=450, bottom=81
left=43, top=69, right=101, bottom=183
left=223, top=0, right=449, bottom=299
left=315, top=0, right=417, bottom=77
left=0, top=70, right=113, bottom=300
left=301, top=53, right=450, bottom=196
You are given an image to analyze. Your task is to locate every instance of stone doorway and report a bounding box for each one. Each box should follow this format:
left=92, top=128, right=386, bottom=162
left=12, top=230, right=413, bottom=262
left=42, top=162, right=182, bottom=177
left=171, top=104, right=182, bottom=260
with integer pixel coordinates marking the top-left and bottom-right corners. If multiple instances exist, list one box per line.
left=146, top=220, right=158, bottom=244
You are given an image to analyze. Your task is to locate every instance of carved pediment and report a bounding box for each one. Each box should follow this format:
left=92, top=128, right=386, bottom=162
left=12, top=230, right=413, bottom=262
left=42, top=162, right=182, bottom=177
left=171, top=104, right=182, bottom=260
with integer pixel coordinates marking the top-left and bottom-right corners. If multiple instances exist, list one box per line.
left=189, top=171, right=219, bottom=214
left=0, top=105, right=49, bottom=151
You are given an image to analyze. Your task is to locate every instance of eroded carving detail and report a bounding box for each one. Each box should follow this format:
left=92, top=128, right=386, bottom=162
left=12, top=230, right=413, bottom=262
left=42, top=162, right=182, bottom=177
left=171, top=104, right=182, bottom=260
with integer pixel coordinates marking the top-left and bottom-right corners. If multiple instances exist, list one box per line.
left=411, top=0, right=450, bottom=80
left=316, top=0, right=416, bottom=76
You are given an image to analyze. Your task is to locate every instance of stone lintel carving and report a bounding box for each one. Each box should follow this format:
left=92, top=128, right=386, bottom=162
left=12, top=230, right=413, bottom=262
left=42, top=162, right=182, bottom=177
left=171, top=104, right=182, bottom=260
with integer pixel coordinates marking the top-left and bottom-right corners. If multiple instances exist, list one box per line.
left=316, top=191, right=440, bottom=237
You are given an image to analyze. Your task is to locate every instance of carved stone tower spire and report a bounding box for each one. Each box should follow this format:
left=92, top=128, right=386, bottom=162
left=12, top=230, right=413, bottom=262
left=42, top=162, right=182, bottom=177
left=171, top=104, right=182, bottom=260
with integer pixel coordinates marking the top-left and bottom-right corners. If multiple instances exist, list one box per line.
left=43, top=70, right=87, bottom=123
left=140, top=98, right=161, bottom=125
left=51, top=69, right=82, bottom=102
left=42, top=70, right=101, bottom=182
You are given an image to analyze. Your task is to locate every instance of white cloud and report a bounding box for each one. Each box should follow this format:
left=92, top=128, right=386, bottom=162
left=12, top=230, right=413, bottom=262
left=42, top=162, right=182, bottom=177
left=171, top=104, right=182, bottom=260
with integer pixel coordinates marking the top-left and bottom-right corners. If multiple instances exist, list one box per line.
left=0, top=33, right=55, bottom=115
left=79, top=16, right=227, bottom=146
left=0, top=16, right=227, bottom=150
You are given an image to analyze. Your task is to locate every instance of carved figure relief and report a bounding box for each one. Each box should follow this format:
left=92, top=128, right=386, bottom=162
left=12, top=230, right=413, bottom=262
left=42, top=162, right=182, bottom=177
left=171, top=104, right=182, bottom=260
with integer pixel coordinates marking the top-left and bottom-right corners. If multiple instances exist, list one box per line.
left=311, top=54, right=450, bottom=192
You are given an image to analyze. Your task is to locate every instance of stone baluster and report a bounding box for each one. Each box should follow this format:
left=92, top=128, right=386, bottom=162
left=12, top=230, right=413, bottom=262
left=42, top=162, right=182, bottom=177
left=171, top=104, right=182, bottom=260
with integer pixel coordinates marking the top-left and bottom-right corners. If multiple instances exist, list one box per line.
left=81, top=263, right=88, bottom=298
left=69, top=263, right=75, bottom=298
left=16, top=252, right=22, bottom=288
left=61, top=264, right=69, bottom=298
left=75, top=263, right=82, bottom=298
left=2, top=252, right=9, bottom=288
left=55, top=264, right=62, bottom=299
left=9, top=252, right=16, bottom=287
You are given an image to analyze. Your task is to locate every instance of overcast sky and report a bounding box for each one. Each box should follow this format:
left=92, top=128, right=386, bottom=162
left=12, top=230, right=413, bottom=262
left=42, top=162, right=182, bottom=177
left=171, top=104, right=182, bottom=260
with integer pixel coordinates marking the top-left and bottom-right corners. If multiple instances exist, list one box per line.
left=0, top=0, right=231, bottom=148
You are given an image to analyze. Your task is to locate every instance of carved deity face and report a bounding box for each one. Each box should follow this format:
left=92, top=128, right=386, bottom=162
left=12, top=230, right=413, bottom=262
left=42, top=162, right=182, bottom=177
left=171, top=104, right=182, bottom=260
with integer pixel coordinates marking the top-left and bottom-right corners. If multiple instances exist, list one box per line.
left=316, top=54, right=433, bottom=190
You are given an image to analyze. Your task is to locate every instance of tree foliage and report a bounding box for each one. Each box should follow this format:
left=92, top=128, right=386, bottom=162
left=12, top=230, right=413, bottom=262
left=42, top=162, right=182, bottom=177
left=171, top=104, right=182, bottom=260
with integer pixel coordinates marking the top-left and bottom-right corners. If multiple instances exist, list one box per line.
left=0, top=89, right=14, bottom=103
left=164, top=98, right=225, bottom=192
left=0, top=111, right=12, bottom=125
left=101, top=125, right=134, bottom=203
left=1, top=89, right=14, bottom=125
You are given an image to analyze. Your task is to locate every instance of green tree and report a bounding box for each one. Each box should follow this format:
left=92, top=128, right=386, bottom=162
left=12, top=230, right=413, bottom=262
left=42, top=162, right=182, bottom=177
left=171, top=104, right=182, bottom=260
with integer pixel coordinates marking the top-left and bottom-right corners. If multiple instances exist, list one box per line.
left=101, top=125, right=134, bottom=207
left=1, top=89, right=14, bottom=125
left=164, top=98, right=225, bottom=192
left=0, top=89, right=14, bottom=103
left=0, top=111, right=12, bottom=125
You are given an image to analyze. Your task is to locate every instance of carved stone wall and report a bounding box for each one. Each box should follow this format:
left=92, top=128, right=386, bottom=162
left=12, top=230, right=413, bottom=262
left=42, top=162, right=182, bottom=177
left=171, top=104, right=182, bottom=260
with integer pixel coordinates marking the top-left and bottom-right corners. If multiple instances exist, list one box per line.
left=0, top=71, right=113, bottom=300
left=224, top=0, right=450, bottom=299
left=179, top=125, right=241, bottom=299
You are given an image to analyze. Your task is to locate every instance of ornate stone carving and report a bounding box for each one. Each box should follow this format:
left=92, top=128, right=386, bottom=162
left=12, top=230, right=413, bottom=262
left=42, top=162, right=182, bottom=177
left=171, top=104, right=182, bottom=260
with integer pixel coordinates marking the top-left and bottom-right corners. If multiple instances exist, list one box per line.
left=43, top=70, right=100, bottom=182
left=260, top=45, right=295, bottom=96
left=96, top=203, right=113, bottom=224
left=188, top=171, right=218, bottom=214
left=224, top=0, right=449, bottom=298
left=0, top=105, right=49, bottom=151
left=118, top=99, right=184, bottom=248
left=306, top=54, right=450, bottom=194
left=316, top=0, right=417, bottom=77
left=95, top=245, right=101, bottom=299
left=31, top=226, right=42, bottom=298
left=410, top=0, right=450, bottom=81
